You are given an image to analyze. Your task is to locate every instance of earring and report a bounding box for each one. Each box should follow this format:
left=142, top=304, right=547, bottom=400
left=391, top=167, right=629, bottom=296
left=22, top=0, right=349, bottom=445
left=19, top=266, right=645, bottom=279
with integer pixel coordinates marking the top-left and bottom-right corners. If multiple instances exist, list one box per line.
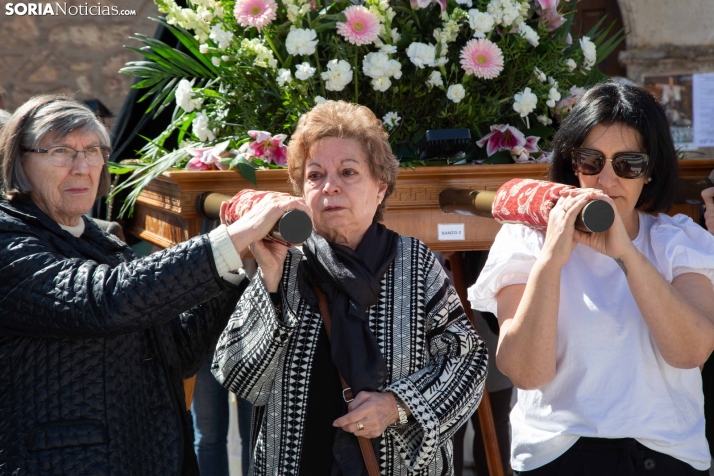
left=378, top=196, right=383, bottom=205
left=647, top=177, right=652, bottom=183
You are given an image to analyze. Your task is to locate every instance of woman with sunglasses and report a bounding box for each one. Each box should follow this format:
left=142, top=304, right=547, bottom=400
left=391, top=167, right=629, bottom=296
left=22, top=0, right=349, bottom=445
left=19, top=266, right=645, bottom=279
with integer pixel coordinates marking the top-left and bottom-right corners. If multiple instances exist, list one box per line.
left=469, top=82, right=714, bottom=475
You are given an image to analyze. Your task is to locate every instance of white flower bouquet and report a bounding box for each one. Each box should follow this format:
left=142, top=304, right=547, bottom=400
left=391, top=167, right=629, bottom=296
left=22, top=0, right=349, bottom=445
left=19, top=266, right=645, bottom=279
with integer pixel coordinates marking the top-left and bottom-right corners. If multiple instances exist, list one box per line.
left=110, top=0, right=622, bottom=215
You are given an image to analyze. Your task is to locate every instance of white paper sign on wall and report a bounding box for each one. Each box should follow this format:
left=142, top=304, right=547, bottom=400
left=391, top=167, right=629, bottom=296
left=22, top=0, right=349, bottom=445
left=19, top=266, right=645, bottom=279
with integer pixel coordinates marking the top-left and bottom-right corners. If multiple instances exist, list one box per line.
left=438, top=223, right=465, bottom=241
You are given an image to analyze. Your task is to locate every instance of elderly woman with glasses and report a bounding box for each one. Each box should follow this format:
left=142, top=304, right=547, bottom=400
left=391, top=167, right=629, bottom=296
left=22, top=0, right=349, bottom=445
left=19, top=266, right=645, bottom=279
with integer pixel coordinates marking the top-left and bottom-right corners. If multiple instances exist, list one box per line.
left=469, top=82, right=714, bottom=476
left=0, top=95, right=307, bottom=475
left=212, top=100, right=487, bottom=476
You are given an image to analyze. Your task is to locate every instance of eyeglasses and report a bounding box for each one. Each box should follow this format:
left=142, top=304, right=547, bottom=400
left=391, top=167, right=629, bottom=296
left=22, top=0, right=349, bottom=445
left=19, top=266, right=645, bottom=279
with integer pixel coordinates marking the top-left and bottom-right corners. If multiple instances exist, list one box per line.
left=24, top=146, right=111, bottom=167
left=572, top=148, right=649, bottom=179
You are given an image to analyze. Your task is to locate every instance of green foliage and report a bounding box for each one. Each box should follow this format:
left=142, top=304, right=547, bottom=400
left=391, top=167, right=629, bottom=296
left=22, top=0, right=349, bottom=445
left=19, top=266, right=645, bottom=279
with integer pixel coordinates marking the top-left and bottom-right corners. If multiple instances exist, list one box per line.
left=111, top=0, right=623, bottom=216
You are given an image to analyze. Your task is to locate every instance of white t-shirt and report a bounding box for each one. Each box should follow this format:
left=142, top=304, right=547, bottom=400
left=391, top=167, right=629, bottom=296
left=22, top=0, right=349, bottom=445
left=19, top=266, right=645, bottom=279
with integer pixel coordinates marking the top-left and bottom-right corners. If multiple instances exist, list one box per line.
left=468, top=212, right=714, bottom=472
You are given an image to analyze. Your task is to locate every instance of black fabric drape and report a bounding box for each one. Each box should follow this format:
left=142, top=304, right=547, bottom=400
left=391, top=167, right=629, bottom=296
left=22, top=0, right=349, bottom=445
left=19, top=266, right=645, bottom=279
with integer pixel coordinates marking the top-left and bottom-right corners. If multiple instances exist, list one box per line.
left=98, top=1, right=188, bottom=221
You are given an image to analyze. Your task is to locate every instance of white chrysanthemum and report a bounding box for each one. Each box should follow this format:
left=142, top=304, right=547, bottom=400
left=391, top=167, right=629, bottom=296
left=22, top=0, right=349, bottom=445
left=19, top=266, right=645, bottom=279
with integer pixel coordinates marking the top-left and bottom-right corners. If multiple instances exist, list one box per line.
left=406, top=42, right=436, bottom=69
left=199, top=43, right=209, bottom=54
left=447, top=84, right=466, bottom=103
left=277, top=68, right=292, bottom=87
left=176, top=79, right=199, bottom=112
left=321, top=59, right=353, bottom=91
left=209, top=23, right=234, bottom=49
left=580, top=36, right=597, bottom=69
left=546, top=87, right=561, bottom=107
left=314, top=95, right=327, bottom=105
left=534, top=67, right=546, bottom=82
left=285, top=28, right=318, bottom=56
left=426, top=70, right=443, bottom=88
left=192, top=111, right=215, bottom=142
left=513, top=87, right=537, bottom=117
left=537, top=114, right=553, bottom=126
left=295, top=62, right=316, bottom=81
left=518, top=22, right=539, bottom=47
left=566, top=58, right=577, bottom=72
left=383, top=111, right=401, bottom=129
left=371, top=76, right=392, bottom=92
left=468, top=10, right=494, bottom=38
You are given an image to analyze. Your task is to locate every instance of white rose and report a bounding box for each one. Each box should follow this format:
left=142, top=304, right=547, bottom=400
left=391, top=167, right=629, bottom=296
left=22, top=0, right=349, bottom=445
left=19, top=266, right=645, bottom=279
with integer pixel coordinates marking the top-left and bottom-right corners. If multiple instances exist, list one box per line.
left=447, top=84, right=466, bottom=103
left=175, top=79, right=197, bottom=112
left=192, top=111, right=215, bottom=142
left=211, top=56, right=221, bottom=67
left=580, top=36, right=597, bottom=68
left=209, top=23, right=233, bottom=50
left=468, top=10, right=494, bottom=38
left=277, top=68, right=293, bottom=87
left=285, top=28, right=318, bottom=56
left=406, top=42, right=436, bottom=69
left=513, top=87, right=538, bottom=117
left=199, top=43, right=209, bottom=54
left=295, top=62, right=316, bottom=81
left=426, top=70, right=443, bottom=88
left=382, top=111, right=401, bottom=129
left=371, top=76, right=392, bottom=92
left=518, top=22, right=539, bottom=47
left=321, top=59, right=353, bottom=91
left=546, top=87, right=561, bottom=108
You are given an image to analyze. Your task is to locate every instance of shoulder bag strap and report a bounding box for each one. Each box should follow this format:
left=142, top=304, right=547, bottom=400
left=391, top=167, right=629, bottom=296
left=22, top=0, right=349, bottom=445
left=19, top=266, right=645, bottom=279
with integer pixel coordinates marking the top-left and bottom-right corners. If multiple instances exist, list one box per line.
left=312, top=283, right=381, bottom=476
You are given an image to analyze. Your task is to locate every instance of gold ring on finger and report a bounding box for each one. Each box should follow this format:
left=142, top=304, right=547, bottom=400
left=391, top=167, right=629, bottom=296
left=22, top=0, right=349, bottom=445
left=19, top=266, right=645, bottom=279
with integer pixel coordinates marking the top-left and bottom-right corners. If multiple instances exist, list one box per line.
left=356, top=421, right=365, bottom=431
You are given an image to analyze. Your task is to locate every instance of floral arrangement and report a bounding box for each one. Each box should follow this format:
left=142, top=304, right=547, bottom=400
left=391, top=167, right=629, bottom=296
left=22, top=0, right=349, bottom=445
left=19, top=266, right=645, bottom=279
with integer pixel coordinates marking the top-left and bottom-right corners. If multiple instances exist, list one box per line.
left=110, top=0, right=621, bottom=215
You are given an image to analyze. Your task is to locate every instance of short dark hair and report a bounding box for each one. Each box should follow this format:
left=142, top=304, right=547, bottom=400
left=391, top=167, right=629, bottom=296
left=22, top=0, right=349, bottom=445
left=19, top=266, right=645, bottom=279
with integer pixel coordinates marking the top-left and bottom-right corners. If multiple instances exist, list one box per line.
left=548, top=82, right=679, bottom=213
left=0, top=95, right=111, bottom=200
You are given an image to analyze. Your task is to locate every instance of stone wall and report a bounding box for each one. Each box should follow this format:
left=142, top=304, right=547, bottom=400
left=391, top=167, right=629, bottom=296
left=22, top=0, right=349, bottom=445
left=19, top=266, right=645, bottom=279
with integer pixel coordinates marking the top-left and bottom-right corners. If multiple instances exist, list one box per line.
left=617, top=0, right=714, bottom=83
left=0, top=0, right=160, bottom=126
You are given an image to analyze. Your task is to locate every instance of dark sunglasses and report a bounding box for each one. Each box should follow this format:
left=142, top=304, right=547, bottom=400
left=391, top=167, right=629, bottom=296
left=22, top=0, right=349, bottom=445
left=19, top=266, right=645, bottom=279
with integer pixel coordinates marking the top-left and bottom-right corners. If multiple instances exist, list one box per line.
left=571, top=148, right=649, bottom=179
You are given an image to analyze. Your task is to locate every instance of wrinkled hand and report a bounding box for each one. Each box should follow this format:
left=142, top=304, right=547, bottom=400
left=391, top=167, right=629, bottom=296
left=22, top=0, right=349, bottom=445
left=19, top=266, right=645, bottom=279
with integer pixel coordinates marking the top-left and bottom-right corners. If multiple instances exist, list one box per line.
left=251, top=239, right=289, bottom=292
left=333, top=391, right=401, bottom=439
left=222, top=192, right=310, bottom=255
left=702, top=187, right=714, bottom=235
left=558, top=188, right=634, bottom=259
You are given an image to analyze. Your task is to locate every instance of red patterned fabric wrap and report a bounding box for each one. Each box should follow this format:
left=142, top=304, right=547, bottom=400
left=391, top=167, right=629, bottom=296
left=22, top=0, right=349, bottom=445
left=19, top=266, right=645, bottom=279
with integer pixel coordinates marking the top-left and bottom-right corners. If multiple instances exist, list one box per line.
left=491, top=179, right=575, bottom=230
left=225, top=189, right=290, bottom=247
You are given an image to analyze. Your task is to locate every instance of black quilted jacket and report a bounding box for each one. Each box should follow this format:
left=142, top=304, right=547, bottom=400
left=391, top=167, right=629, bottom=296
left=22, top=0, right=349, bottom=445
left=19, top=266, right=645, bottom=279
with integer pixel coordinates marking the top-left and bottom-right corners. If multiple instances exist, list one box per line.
left=0, top=198, right=244, bottom=475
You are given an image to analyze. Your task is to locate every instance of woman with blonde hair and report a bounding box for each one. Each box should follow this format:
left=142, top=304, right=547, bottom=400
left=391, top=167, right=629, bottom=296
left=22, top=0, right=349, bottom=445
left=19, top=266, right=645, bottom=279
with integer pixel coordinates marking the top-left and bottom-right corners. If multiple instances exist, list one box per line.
left=213, top=100, right=487, bottom=475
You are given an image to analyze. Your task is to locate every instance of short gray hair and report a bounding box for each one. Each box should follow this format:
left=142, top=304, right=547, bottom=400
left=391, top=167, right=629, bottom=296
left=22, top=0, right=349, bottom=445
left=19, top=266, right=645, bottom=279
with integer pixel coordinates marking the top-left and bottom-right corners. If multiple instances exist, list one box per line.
left=0, top=95, right=112, bottom=200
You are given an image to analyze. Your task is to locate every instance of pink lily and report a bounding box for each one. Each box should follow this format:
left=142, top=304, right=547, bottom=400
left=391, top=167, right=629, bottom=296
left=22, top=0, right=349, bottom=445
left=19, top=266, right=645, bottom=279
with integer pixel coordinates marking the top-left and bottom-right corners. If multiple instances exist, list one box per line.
left=510, top=136, right=540, bottom=163
left=247, top=130, right=288, bottom=166
left=536, top=0, right=559, bottom=9
left=537, top=150, right=554, bottom=164
left=476, top=124, right=526, bottom=156
left=540, top=7, right=566, bottom=31
left=185, top=146, right=229, bottom=171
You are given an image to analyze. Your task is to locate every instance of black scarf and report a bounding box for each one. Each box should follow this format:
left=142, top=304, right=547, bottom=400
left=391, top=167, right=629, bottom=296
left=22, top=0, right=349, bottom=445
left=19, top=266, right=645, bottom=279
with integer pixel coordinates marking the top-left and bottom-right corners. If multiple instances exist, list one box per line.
left=298, top=221, right=399, bottom=476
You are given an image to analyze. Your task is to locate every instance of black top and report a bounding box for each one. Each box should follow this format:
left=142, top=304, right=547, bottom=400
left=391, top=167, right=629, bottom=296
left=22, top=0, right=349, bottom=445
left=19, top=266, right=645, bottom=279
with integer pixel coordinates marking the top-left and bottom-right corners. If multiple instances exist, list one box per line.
left=299, top=323, right=345, bottom=475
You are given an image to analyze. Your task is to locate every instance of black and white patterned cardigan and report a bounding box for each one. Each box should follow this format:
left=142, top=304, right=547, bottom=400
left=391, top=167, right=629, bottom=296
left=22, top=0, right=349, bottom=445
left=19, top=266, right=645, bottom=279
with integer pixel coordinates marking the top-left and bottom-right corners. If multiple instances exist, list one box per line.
left=212, top=236, right=488, bottom=475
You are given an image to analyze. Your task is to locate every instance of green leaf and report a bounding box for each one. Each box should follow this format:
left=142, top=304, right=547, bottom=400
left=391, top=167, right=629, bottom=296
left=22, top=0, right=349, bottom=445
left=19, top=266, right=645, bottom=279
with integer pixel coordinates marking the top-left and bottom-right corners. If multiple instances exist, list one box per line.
left=232, top=157, right=258, bottom=186
left=483, top=150, right=513, bottom=164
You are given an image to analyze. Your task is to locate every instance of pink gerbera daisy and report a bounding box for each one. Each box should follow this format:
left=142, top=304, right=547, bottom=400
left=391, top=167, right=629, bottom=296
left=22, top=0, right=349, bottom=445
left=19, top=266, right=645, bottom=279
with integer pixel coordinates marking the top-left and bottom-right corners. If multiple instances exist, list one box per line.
left=460, top=38, right=504, bottom=80
left=337, top=6, right=380, bottom=46
left=234, top=0, right=278, bottom=31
